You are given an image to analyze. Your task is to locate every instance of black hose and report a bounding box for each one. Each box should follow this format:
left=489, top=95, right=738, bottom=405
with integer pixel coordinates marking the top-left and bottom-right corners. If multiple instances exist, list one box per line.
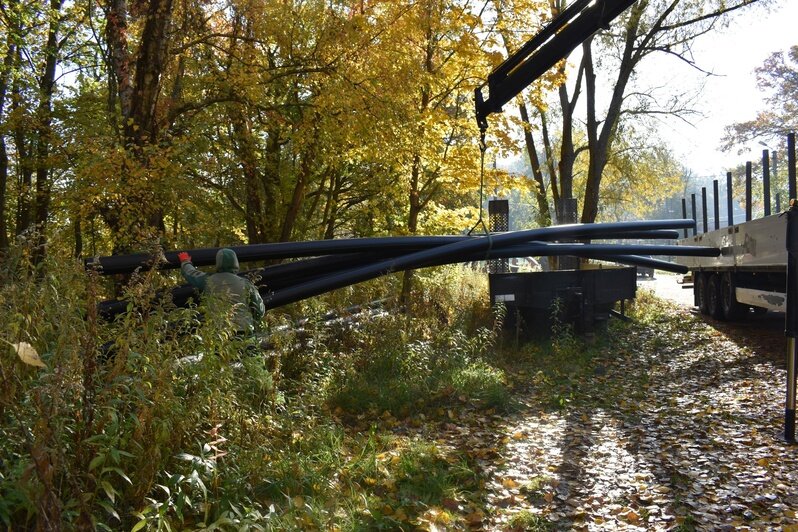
left=263, top=220, right=697, bottom=308
left=84, top=228, right=688, bottom=275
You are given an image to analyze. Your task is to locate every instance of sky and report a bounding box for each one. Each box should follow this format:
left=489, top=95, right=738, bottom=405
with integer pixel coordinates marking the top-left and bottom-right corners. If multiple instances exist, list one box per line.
left=653, top=1, right=798, bottom=177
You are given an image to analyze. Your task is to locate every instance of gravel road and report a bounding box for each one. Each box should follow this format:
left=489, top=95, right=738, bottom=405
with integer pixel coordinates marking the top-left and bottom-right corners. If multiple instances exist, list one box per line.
left=636, top=273, right=695, bottom=308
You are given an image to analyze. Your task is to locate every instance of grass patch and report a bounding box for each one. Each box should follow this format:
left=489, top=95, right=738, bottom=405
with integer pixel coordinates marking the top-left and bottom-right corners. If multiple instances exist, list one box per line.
left=520, top=475, right=553, bottom=503
left=327, top=314, right=510, bottom=415
left=507, top=510, right=553, bottom=531
left=450, top=360, right=509, bottom=409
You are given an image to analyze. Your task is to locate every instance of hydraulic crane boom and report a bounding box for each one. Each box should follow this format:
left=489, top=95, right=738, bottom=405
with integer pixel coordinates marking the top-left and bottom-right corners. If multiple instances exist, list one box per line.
left=475, top=0, right=637, bottom=131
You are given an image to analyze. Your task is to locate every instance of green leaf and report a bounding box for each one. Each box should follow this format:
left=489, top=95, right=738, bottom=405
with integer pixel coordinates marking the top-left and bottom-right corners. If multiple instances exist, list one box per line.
left=131, top=519, right=148, bottom=532
left=101, top=467, right=132, bottom=485
left=101, top=480, right=116, bottom=503
left=97, top=500, right=120, bottom=521
left=89, top=454, right=106, bottom=471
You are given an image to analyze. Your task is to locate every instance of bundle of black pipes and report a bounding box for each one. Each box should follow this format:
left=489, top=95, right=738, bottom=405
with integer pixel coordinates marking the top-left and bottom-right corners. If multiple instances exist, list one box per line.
left=93, top=219, right=715, bottom=320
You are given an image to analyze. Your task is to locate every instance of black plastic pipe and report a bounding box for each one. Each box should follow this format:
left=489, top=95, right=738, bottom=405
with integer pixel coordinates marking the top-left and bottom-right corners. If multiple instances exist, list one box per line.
left=85, top=236, right=467, bottom=275
left=263, top=219, right=696, bottom=309
left=84, top=229, right=683, bottom=276
left=264, top=241, right=703, bottom=310
left=97, top=222, right=702, bottom=319
left=252, top=232, right=685, bottom=287
left=97, top=244, right=697, bottom=319
left=596, top=255, right=687, bottom=274
left=248, top=239, right=712, bottom=287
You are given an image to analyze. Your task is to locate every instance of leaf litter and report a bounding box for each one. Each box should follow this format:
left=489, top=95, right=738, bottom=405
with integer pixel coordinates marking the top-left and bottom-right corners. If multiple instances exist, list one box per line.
left=376, top=299, right=798, bottom=530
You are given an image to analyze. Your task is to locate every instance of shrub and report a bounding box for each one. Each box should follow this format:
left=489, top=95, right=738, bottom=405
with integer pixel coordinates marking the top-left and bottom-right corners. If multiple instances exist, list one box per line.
left=0, top=252, right=503, bottom=529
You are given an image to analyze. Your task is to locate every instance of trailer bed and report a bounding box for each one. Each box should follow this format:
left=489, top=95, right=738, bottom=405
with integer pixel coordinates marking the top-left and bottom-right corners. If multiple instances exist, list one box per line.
left=675, top=215, right=786, bottom=271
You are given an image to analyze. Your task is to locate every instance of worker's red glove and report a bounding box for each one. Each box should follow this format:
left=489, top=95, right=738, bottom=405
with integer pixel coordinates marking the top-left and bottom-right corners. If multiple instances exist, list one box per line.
left=177, top=252, right=191, bottom=263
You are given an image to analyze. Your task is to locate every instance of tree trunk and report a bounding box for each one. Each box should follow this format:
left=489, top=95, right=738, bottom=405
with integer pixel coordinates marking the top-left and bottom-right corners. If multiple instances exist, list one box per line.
left=280, top=169, right=307, bottom=242
left=104, top=0, right=175, bottom=249
left=31, top=0, right=63, bottom=265
left=0, top=38, right=14, bottom=250
left=262, top=128, right=283, bottom=242
left=518, top=102, right=551, bottom=226
left=553, top=88, right=576, bottom=222
left=581, top=8, right=638, bottom=223
left=401, top=153, right=424, bottom=305
left=74, top=214, right=83, bottom=258
left=0, top=134, right=8, bottom=250
left=495, top=2, right=552, bottom=227
left=127, top=0, right=174, bottom=146
left=538, top=105, right=560, bottom=215
left=13, top=58, right=32, bottom=238
left=229, top=106, right=267, bottom=244
left=322, top=174, right=341, bottom=240
left=281, top=119, right=319, bottom=242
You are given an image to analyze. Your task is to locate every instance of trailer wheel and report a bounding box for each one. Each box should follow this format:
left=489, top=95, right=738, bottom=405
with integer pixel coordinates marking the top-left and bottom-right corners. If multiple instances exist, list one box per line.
left=707, top=274, right=724, bottom=320
left=721, top=272, right=747, bottom=320
left=695, top=273, right=709, bottom=314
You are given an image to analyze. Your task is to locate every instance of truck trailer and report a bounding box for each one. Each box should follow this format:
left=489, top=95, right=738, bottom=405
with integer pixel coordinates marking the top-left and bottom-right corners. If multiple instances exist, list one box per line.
left=676, top=214, right=787, bottom=320
left=675, top=133, right=796, bottom=321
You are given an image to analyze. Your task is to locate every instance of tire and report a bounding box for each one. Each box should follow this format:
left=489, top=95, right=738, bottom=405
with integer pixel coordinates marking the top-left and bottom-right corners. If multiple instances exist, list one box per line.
left=695, top=273, right=709, bottom=315
left=721, top=273, right=747, bottom=321
left=707, top=274, right=724, bottom=320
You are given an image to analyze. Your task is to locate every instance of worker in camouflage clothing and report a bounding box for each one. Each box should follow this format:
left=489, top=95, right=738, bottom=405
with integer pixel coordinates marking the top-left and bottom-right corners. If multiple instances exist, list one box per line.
left=178, top=248, right=265, bottom=335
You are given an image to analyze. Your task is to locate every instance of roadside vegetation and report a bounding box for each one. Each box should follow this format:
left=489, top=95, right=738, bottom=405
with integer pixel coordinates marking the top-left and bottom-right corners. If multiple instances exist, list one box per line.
left=5, top=247, right=798, bottom=530
left=0, top=245, right=496, bottom=529
left=0, top=239, right=635, bottom=529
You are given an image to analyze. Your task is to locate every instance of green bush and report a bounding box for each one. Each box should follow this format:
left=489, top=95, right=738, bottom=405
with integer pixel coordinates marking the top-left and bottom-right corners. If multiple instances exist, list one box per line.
left=0, top=251, right=503, bottom=529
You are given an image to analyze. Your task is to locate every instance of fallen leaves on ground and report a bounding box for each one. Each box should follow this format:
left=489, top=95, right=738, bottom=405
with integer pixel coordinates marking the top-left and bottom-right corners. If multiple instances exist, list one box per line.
left=336, top=298, right=798, bottom=530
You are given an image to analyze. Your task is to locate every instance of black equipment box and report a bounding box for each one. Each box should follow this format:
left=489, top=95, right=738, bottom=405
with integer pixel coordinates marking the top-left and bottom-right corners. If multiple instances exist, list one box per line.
left=489, top=267, right=636, bottom=335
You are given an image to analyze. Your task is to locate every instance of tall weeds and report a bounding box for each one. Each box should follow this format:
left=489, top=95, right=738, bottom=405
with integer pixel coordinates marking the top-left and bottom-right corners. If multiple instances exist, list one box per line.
left=0, top=254, right=502, bottom=529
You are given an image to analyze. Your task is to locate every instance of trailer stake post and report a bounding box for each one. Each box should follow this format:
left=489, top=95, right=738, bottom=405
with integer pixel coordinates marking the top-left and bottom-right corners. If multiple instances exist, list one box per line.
left=713, top=180, right=720, bottom=230
left=681, top=198, right=689, bottom=238
left=789, top=133, right=796, bottom=202
left=785, top=201, right=798, bottom=443
left=746, top=161, right=753, bottom=221
left=763, top=150, right=772, bottom=217
left=727, top=171, right=734, bottom=227
left=691, top=194, right=698, bottom=236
